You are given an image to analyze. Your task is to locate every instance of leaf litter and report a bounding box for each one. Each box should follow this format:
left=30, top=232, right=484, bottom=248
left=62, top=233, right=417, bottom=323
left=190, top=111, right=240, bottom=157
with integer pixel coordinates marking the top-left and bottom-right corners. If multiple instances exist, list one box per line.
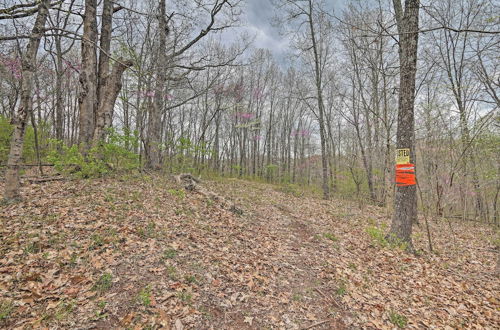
left=0, top=174, right=498, bottom=329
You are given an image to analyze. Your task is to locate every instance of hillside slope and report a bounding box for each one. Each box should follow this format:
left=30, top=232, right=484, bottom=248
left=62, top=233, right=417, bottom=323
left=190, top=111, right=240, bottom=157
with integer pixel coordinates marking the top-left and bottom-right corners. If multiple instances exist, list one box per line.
left=1, top=175, right=499, bottom=329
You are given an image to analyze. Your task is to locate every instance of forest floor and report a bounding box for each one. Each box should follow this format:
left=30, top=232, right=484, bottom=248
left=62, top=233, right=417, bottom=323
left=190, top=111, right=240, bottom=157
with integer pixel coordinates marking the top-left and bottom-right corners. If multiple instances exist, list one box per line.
left=0, top=173, right=499, bottom=329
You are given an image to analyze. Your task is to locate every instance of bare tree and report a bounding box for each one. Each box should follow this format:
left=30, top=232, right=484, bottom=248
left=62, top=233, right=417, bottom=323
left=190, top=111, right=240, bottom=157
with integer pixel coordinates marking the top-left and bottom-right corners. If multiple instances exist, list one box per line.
left=276, top=0, right=334, bottom=199
left=4, top=0, right=52, bottom=201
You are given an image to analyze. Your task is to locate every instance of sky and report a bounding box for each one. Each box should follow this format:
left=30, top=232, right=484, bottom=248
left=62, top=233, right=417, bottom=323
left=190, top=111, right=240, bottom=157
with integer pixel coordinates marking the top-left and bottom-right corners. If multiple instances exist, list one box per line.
left=243, top=0, right=288, bottom=57
left=242, top=0, right=345, bottom=59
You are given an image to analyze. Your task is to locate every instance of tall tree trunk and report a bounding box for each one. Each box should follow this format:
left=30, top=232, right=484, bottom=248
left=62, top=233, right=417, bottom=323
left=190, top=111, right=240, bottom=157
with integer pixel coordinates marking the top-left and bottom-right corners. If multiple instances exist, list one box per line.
left=92, top=0, right=130, bottom=145
left=146, top=0, right=168, bottom=169
left=307, top=0, right=329, bottom=199
left=93, top=59, right=133, bottom=145
left=96, top=0, right=113, bottom=109
left=381, top=72, right=391, bottom=206
left=389, top=0, right=420, bottom=246
left=54, top=36, right=64, bottom=141
left=4, top=0, right=51, bottom=201
left=78, top=0, right=98, bottom=147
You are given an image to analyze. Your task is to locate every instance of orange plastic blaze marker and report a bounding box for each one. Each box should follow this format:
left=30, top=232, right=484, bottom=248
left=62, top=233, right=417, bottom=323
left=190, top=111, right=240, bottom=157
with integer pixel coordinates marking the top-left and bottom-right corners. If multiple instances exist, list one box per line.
left=395, top=163, right=416, bottom=186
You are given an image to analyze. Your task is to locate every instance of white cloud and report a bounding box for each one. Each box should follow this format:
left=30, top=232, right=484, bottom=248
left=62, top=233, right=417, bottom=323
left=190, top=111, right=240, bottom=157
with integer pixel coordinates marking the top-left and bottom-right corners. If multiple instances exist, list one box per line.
left=245, top=24, right=289, bottom=54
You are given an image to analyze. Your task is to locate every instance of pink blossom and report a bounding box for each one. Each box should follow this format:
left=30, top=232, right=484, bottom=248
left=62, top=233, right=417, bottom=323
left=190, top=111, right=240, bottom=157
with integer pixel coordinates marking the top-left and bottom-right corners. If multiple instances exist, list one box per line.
left=233, top=112, right=255, bottom=121
left=213, top=84, right=225, bottom=95
left=1, top=56, right=22, bottom=79
left=225, top=82, right=245, bottom=101
left=252, top=87, right=265, bottom=100
left=63, top=59, right=81, bottom=72
left=291, top=129, right=311, bottom=137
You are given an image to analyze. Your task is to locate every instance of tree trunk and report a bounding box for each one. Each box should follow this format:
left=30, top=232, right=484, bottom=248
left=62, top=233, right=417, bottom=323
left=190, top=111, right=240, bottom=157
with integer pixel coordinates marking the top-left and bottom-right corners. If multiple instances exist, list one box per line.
left=96, top=0, right=113, bottom=110
left=307, top=0, right=329, bottom=199
left=78, top=0, right=98, bottom=148
left=4, top=0, right=51, bottom=201
left=389, top=0, right=420, bottom=247
left=93, top=59, right=133, bottom=145
left=146, top=0, right=168, bottom=169
left=54, top=36, right=64, bottom=141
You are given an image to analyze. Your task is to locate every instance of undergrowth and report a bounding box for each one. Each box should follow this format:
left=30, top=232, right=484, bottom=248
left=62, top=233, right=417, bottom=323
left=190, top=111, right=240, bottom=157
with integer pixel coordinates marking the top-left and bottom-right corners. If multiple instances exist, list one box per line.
left=47, top=128, right=139, bottom=178
left=366, top=222, right=407, bottom=250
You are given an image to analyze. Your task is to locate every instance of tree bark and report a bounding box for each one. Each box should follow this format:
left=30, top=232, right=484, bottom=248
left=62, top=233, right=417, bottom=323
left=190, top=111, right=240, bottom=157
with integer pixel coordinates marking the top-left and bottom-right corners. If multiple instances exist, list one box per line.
left=54, top=36, right=64, bottom=141
left=96, top=0, right=113, bottom=112
left=307, top=0, right=329, bottom=199
left=390, top=0, right=420, bottom=247
left=4, top=0, right=51, bottom=201
left=146, top=0, right=168, bottom=169
left=78, top=0, right=98, bottom=148
left=92, top=59, right=133, bottom=145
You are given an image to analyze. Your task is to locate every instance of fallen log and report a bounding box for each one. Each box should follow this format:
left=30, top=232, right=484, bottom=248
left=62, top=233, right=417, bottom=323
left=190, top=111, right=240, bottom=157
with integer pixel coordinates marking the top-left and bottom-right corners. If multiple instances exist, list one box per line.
left=173, top=173, right=243, bottom=215
left=27, top=176, right=66, bottom=183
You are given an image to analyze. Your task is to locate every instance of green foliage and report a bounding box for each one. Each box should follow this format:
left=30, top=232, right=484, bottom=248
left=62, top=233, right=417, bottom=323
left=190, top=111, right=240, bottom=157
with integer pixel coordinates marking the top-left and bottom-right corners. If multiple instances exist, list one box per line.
left=0, top=300, right=13, bottom=322
left=177, top=291, right=192, bottom=304
left=265, top=164, right=278, bottom=179
left=54, top=300, right=76, bottom=321
left=169, top=136, right=214, bottom=173
left=366, top=223, right=388, bottom=247
left=184, top=274, right=198, bottom=284
left=388, top=310, right=408, bottom=328
left=168, top=189, right=185, bottom=199
left=334, top=169, right=367, bottom=198
left=138, top=222, right=157, bottom=239
left=323, top=232, right=339, bottom=242
left=89, top=234, right=105, bottom=250
left=68, top=253, right=78, bottom=267
left=475, top=133, right=500, bottom=181
left=100, top=128, right=139, bottom=169
left=166, top=266, right=178, bottom=280
left=162, top=248, right=177, bottom=259
left=0, top=115, right=52, bottom=165
left=366, top=223, right=407, bottom=250
left=490, top=231, right=500, bottom=248
left=93, top=273, right=113, bottom=293
left=47, top=128, right=139, bottom=178
left=231, top=164, right=242, bottom=172
left=0, top=116, right=12, bottom=164
left=277, top=183, right=304, bottom=197
left=336, top=283, right=347, bottom=297
left=23, top=241, right=41, bottom=255
left=136, top=286, right=152, bottom=306
left=93, top=300, right=108, bottom=320
left=48, top=143, right=98, bottom=178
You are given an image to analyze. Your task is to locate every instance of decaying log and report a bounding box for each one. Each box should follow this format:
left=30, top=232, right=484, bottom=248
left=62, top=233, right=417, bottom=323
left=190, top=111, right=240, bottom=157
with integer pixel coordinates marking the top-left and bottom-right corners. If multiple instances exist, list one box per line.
left=174, top=173, right=200, bottom=191
left=173, top=173, right=243, bottom=215
left=27, top=176, right=66, bottom=183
